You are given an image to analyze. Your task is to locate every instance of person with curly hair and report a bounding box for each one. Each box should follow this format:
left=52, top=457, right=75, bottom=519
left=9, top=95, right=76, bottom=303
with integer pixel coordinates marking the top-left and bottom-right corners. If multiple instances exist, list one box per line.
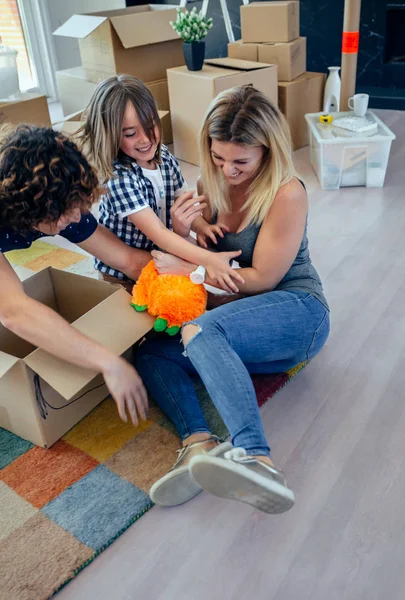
left=0, top=125, right=152, bottom=425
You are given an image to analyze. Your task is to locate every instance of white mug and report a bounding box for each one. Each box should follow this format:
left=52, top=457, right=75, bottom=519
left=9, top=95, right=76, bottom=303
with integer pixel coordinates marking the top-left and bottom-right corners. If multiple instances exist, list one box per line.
left=348, top=93, right=369, bottom=117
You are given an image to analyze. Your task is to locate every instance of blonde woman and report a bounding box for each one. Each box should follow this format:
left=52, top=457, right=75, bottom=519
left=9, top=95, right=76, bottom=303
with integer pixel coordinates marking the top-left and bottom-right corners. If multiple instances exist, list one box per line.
left=136, top=86, right=330, bottom=514
left=80, top=74, right=243, bottom=292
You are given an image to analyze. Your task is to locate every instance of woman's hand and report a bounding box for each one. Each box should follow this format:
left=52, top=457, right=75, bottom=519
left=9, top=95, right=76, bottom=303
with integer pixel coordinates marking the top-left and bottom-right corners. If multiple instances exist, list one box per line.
left=102, top=357, right=148, bottom=426
left=171, top=191, right=207, bottom=238
left=205, top=251, right=244, bottom=293
left=151, top=249, right=194, bottom=276
left=152, top=249, right=243, bottom=293
left=195, top=221, right=230, bottom=249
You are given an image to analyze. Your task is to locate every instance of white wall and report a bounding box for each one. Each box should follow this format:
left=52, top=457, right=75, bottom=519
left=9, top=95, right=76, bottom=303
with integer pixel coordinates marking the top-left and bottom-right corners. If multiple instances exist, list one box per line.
left=47, top=0, right=125, bottom=71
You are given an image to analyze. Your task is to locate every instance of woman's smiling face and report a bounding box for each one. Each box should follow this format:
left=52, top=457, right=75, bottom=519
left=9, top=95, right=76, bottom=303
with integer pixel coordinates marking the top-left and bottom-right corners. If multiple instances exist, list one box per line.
left=210, top=140, right=264, bottom=186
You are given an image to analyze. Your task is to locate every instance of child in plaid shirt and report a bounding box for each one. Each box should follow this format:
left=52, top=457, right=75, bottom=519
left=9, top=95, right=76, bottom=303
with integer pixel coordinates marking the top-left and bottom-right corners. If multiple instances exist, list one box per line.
left=80, top=75, right=243, bottom=293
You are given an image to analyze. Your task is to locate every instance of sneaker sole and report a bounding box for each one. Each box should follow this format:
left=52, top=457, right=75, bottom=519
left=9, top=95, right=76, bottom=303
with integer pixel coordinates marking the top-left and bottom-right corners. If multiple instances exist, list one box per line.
left=189, top=455, right=295, bottom=514
left=150, top=441, right=233, bottom=507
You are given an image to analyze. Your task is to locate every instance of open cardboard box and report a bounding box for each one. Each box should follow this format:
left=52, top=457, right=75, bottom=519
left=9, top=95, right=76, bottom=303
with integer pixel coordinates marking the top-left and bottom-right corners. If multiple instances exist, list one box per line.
left=53, top=5, right=185, bottom=84
left=0, top=268, right=153, bottom=448
left=168, top=58, right=278, bottom=166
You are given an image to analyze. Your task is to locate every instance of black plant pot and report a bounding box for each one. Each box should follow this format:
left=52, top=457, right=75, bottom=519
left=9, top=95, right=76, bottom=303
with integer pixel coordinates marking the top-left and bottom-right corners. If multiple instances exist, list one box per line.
left=183, top=41, right=205, bottom=72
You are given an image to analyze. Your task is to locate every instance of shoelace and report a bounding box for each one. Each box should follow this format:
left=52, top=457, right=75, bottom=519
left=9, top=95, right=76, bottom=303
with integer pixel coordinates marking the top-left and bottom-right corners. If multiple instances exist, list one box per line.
left=174, top=436, right=221, bottom=466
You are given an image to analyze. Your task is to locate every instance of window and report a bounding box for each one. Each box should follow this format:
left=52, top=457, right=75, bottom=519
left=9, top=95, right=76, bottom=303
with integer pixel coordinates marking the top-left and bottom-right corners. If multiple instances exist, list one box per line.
left=0, top=0, right=57, bottom=98
left=0, top=0, right=37, bottom=90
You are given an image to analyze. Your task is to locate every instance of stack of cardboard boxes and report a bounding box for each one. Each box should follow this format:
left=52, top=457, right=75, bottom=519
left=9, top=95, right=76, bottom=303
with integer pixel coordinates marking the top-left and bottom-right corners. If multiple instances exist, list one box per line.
left=228, top=1, right=326, bottom=149
left=53, top=5, right=187, bottom=144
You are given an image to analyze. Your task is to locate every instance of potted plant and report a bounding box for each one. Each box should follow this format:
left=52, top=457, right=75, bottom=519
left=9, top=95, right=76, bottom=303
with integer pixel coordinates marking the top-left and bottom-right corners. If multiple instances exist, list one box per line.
left=170, top=7, right=213, bottom=72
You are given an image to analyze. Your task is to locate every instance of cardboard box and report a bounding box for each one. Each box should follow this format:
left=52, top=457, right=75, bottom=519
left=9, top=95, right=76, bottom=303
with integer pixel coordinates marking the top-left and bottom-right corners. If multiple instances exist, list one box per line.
left=55, top=68, right=173, bottom=143
left=278, top=72, right=326, bottom=150
left=168, top=58, right=278, bottom=166
left=241, top=1, right=300, bottom=43
left=56, top=67, right=97, bottom=116
left=53, top=5, right=185, bottom=84
left=227, top=40, right=260, bottom=62
left=0, top=93, right=51, bottom=127
left=54, top=109, right=170, bottom=142
left=0, top=268, right=153, bottom=448
left=259, top=38, right=306, bottom=81
left=228, top=38, right=306, bottom=82
left=146, top=79, right=172, bottom=144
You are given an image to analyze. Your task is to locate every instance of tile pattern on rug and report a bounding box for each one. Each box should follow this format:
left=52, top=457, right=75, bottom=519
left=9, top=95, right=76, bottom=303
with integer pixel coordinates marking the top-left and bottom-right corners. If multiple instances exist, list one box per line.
left=5, top=239, right=96, bottom=280
left=1, top=240, right=306, bottom=599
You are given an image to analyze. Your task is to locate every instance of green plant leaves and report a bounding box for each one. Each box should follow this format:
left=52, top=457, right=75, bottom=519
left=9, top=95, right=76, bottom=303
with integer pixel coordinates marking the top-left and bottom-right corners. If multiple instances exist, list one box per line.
left=170, top=7, right=213, bottom=42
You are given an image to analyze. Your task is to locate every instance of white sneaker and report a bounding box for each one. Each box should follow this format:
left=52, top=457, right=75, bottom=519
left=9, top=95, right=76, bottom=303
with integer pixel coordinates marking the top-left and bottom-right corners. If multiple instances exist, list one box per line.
left=189, top=448, right=295, bottom=514
left=150, top=436, right=233, bottom=507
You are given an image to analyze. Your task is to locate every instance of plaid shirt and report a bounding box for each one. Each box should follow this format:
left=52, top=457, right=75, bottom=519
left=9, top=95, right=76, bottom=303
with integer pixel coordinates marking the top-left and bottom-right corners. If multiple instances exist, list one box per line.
left=95, top=145, right=185, bottom=280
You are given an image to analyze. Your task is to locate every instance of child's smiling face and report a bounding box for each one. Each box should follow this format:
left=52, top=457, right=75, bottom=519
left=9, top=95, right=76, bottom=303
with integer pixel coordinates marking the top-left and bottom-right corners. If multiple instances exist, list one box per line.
left=119, top=101, right=160, bottom=168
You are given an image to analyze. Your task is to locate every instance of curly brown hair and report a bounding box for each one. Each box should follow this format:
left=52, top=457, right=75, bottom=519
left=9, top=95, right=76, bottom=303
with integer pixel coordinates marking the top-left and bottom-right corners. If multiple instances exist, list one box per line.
left=0, top=125, right=103, bottom=233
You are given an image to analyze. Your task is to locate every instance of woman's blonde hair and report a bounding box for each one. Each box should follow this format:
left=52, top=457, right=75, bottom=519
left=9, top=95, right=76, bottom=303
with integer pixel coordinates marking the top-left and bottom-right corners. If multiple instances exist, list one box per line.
left=79, top=74, right=162, bottom=182
left=200, top=86, right=294, bottom=224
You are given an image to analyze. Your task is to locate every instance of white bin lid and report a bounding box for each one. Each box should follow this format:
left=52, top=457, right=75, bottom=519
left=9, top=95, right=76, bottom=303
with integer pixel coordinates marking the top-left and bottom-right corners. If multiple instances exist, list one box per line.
left=305, top=111, right=396, bottom=144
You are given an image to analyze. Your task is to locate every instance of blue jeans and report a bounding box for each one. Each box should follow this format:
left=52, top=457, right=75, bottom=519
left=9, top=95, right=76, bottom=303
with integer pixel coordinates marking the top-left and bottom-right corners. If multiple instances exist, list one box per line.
left=135, top=290, right=330, bottom=457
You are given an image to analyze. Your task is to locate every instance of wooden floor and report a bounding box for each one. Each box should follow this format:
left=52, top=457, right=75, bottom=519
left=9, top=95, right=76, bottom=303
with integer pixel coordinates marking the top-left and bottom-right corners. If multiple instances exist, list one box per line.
left=59, top=110, right=405, bottom=600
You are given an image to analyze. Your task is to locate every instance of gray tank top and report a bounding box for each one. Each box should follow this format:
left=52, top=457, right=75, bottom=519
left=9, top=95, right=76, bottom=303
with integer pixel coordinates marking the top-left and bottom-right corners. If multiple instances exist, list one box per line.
left=213, top=184, right=329, bottom=310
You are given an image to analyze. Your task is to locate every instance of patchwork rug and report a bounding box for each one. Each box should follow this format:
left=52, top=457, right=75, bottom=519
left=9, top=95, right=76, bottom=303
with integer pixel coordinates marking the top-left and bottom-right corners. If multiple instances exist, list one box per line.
left=1, top=240, right=305, bottom=600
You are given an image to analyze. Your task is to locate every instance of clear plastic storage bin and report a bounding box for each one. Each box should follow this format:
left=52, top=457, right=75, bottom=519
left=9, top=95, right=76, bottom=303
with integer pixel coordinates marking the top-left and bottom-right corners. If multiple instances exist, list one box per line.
left=0, top=39, right=20, bottom=101
left=305, top=111, right=396, bottom=190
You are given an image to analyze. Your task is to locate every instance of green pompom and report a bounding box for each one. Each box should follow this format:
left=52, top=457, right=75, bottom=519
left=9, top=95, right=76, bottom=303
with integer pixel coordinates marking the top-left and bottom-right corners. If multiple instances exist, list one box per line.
left=131, top=303, right=148, bottom=312
left=166, top=326, right=180, bottom=336
left=154, top=317, right=168, bottom=332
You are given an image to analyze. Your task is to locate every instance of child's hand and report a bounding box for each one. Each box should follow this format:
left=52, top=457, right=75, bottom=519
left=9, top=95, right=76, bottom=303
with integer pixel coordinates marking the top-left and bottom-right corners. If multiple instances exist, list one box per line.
left=195, top=221, right=230, bottom=249
left=205, top=251, right=244, bottom=293
left=171, top=191, right=207, bottom=238
left=151, top=250, right=194, bottom=276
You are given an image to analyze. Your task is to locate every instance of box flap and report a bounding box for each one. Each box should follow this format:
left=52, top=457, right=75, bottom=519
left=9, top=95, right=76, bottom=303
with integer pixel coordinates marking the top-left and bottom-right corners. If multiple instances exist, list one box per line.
left=108, top=6, right=179, bottom=49
left=246, top=1, right=292, bottom=5
left=53, top=15, right=108, bottom=39
left=23, top=288, right=154, bottom=400
left=0, top=352, right=21, bottom=379
left=205, top=58, right=272, bottom=71
left=0, top=92, right=47, bottom=108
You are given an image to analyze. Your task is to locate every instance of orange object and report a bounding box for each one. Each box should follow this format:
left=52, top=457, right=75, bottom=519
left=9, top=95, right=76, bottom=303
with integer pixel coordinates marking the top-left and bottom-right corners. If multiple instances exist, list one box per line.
left=342, top=31, right=359, bottom=53
left=131, top=260, right=207, bottom=335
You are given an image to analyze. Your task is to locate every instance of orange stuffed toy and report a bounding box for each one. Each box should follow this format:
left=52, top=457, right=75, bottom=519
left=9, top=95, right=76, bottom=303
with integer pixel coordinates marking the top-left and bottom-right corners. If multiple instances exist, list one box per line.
left=131, top=260, right=207, bottom=335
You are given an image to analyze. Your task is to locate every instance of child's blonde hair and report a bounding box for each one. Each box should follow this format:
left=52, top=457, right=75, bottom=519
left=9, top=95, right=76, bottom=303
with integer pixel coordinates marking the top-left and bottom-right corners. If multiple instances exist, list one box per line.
left=200, top=86, right=294, bottom=225
left=80, top=75, right=162, bottom=182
